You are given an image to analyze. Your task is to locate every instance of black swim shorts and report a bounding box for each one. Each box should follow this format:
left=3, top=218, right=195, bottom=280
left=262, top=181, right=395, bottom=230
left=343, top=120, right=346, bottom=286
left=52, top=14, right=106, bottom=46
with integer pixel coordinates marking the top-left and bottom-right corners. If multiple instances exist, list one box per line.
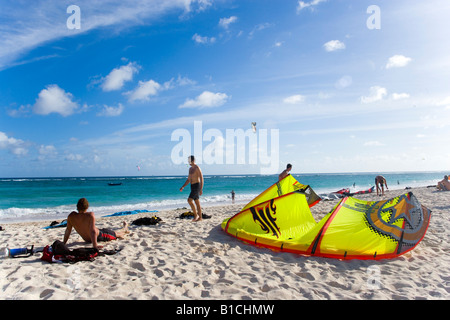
left=189, top=182, right=201, bottom=201
left=97, top=228, right=117, bottom=242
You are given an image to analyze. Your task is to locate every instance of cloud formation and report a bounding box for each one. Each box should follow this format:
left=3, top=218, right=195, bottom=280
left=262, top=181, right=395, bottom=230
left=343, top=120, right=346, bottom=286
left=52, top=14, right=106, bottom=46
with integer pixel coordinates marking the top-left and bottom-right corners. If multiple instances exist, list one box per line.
left=0, top=0, right=214, bottom=70
left=297, top=0, right=327, bottom=13
left=219, top=16, right=238, bottom=29
left=126, top=80, right=162, bottom=102
left=391, top=93, right=410, bottom=100
left=386, top=55, right=412, bottom=69
left=179, top=91, right=229, bottom=109
left=97, top=103, right=125, bottom=117
left=101, top=62, right=139, bottom=91
left=323, top=40, right=345, bottom=52
left=192, top=33, right=216, bottom=44
left=0, top=132, right=28, bottom=156
left=360, top=86, right=387, bottom=104
left=283, top=95, right=305, bottom=104
left=33, top=85, right=79, bottom=116
left=335, top=76, right=352, bottom=89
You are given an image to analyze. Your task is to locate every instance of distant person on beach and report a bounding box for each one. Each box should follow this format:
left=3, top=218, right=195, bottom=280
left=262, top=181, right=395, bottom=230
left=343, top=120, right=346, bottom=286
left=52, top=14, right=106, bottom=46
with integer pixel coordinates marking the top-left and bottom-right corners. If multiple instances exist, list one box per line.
left=63, top=198, right=129, bottom=250
left=279, top=164, right=292, bottom=181
left=437, top=175, right=450, bottom=191
left=231, top=190, right=235, bottom=203
left=375, top=175, right=388, bottom=196
left=180, top=155, right=204, bottom=222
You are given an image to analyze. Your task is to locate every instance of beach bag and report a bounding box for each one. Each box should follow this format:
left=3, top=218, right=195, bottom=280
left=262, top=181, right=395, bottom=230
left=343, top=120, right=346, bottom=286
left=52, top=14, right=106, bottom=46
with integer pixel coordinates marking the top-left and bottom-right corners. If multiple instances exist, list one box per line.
left=178, top=212, right=211, bottom=219
left=41, top=240, right=99, bottom=263
left=132, top=216, right=162, bottom=226
left=41, top=245, right=59, bottom=263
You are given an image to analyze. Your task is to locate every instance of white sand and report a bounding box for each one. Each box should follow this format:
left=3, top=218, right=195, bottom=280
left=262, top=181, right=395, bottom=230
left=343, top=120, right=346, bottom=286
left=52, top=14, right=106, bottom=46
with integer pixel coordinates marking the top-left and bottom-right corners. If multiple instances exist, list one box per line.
left=0, top=186, right=449, bottom=300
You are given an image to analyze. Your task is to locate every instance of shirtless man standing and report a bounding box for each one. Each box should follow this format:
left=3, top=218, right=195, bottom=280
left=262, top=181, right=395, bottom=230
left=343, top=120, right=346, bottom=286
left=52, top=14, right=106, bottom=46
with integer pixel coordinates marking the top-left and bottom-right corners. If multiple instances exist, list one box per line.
left=180, top=155, right=204, bottom=222
left=63, top=198, right=129, bottom=250
left=375, top=175, right=388, bottom=196
left=278, top=163, right=292, bottom=181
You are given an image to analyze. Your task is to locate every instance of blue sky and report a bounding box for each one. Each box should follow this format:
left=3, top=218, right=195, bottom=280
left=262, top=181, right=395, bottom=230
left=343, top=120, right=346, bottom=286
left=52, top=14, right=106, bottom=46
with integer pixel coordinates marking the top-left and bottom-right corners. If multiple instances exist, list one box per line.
left=1, top=0, right=450, bottom=177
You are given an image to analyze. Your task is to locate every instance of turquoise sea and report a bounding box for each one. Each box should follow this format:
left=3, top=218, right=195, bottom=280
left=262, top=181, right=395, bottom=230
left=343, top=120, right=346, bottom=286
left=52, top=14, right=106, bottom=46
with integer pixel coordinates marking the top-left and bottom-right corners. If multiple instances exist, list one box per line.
left=0, top=172, right=447, bottom=223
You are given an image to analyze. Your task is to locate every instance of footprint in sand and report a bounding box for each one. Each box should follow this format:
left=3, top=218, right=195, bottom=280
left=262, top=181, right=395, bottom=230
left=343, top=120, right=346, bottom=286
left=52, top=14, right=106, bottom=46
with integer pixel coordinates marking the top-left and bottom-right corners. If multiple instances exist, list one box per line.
left=295, top=271, right=316, bottom=281
left=130, top=261, right=146, bottom=272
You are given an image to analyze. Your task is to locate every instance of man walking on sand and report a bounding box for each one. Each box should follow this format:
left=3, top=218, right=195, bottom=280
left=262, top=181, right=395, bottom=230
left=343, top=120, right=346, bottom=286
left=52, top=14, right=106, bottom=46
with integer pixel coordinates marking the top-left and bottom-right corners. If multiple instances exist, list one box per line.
left=63, top=198, right=129, bottom=250
left=180, top=155, right=204, bottom=222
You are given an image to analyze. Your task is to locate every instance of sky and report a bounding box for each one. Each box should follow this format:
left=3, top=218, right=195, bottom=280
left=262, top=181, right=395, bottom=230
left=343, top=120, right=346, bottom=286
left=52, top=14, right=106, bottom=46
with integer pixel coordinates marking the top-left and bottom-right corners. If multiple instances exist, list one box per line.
left=1, top=0, right=450, bottom=177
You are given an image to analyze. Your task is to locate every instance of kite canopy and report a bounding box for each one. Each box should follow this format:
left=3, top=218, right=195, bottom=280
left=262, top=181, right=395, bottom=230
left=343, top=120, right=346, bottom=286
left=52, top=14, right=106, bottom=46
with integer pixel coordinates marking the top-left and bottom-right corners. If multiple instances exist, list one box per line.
left=221, top=176, right=431, bottom=260
left=241, top=174, right=321, bottom=210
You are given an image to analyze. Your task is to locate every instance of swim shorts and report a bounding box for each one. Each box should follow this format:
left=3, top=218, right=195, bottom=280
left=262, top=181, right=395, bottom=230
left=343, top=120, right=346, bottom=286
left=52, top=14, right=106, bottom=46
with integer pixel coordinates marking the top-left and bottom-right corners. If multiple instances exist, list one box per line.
left=97, top=228, right=117, bottom=242
left=189, top=182, right=201, bottom=201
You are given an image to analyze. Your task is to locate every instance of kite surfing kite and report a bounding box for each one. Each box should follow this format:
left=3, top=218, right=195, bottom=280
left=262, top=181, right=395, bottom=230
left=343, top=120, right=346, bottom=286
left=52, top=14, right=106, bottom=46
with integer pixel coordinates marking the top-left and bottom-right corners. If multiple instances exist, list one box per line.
left=221, top=175, right=431, bottom=260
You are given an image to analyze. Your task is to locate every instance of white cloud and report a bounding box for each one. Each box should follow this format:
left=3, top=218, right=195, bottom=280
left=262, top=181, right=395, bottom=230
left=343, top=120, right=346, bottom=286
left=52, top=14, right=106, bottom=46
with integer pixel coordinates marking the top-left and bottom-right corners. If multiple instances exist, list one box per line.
left=33, top=85, right=79, bottom=116
left=101, top=62, right=139, bottom=92
left=249, top=23, right=273, bottom=38
left=391, top=93, right=410, bottom=100
left=360, top=86, right=387, bottom=104
left=7, top=105, right=30, bottom=118
left=179, top=91, right=229, bottom=109
left=126, top=80, right=162, bottom=102
left=386, top=55, right=412, bottom=69
left=0, top=131, right=28, bottom=156
left=283, top=95, right=305, bottom=104
left=184, top=0, right=212, bottom=13
left=192, top=33, right=216, bottom=44
left=125, top=76, right=195, bottom=103
left=335, top=76, right=352, bottom=89
left=162, top=76, right=196, bottom=90
left=323, top=40, right=346, bottom=52
left=219, top=16, right=238, bottom=29
left=97, top=103, right=125, bottom=117
left=173, top=75, right=197, bottom=87
left=436, top=96, right=450, bottom=108
left=297, top=0, right=327, bottom=13
left=38, top=145, right=57, bottom=160
left=39, top=145, right=57, bottom=156
left=363, top=141, right=385, bottom=147
left=274, top=41, right=284, bottom=47
left=65, top=153, right=83, bottom=161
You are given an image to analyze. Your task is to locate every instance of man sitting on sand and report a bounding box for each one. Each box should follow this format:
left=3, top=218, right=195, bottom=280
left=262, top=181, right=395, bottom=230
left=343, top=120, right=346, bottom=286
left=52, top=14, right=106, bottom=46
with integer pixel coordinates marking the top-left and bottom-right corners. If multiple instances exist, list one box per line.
left=180, top=155, right=204, bottom=222
left=63, top=198, right=129, bottom=250
left=375, top=175, right=388, bottom=196
left=437, top=175, right=450, bottom=191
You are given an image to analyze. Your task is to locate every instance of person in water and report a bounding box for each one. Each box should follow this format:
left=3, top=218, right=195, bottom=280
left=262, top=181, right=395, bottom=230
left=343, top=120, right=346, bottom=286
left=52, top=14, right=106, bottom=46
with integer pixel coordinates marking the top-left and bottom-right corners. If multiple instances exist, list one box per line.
left=180, top=155, right=204, bottom=222
left=63, top=198, right=129, bottom=250
left=375, top=175, right=388, bottom=196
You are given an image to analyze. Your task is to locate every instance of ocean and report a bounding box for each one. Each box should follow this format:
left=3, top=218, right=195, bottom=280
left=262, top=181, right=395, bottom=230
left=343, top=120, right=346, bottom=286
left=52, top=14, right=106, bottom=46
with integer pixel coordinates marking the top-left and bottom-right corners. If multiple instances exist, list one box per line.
left=0, top=171, right=447, bottom=223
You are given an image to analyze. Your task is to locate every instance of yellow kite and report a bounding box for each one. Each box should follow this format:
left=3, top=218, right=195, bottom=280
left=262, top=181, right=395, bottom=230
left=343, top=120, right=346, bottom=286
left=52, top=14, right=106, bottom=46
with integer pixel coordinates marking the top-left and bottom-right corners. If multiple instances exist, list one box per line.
left=221, top=175, right=431, bottom=260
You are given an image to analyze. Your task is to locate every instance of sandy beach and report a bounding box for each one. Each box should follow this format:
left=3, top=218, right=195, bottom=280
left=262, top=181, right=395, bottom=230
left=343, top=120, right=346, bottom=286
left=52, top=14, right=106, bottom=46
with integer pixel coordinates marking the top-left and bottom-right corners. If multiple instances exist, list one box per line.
left=1, top=186, right=449, bottom=300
